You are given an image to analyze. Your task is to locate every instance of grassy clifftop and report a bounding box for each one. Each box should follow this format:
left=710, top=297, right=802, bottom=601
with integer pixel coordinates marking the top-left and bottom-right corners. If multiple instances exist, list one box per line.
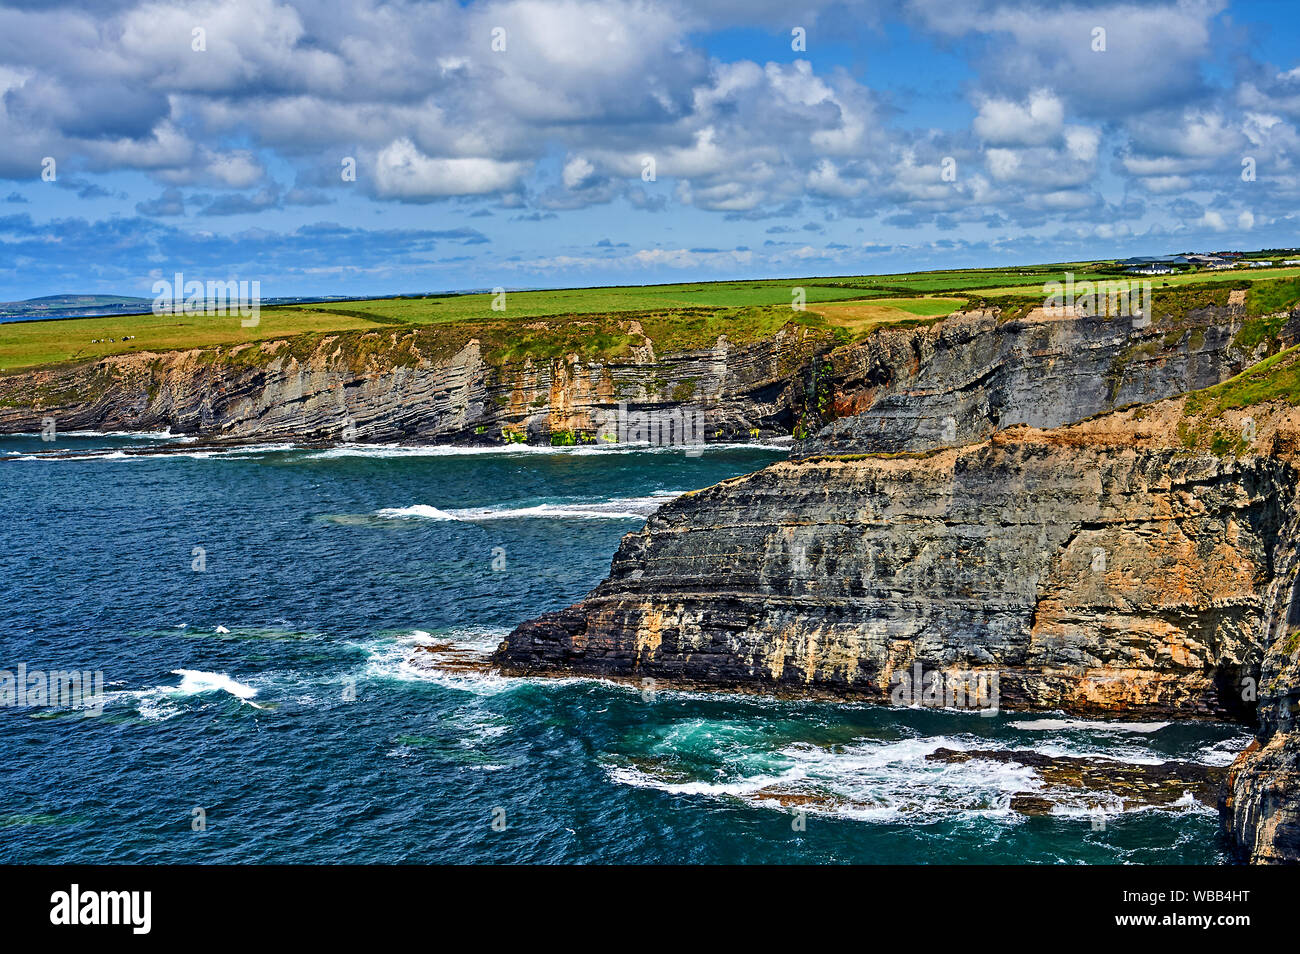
left=4, top=265, right=1299, bottom=375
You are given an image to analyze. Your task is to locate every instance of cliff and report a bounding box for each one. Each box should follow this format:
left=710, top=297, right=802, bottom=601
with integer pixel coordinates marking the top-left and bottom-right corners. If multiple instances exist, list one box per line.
left=496, top=304, right=1300, bottom=863
left=796, top=290, right=1294, bottom=455
left=0, top=310, right=833, bottom=444
left=496, top=424, right=1296, bottom=718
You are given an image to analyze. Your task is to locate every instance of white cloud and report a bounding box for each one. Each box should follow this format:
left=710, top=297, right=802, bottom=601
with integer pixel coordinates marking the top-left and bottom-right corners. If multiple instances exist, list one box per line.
left=373, top=138, right=529, bottom=199
left=0, top=0, right=1292, bottom=249
left=1199, top=210, right=1228, bottom=231
left=973, top=90, right=1064, bottom=146
left=562, top=156, right=596, bottom=189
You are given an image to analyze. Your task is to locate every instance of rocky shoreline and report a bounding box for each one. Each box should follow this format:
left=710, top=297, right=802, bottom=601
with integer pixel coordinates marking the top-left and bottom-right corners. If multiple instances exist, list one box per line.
left=6, top=299, right=1297, bottom=862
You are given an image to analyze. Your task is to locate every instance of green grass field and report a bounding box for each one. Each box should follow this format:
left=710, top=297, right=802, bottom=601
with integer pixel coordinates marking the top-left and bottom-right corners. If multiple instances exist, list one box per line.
left=3, top=260, right=1299, bottom=373
left=302, top=280, right=881, bottom=326
left=972, top=266, right=1300, bottom=298
left=0, top=308, right=387, bottom=371
left=1184, top=345, right=1300, bottom=417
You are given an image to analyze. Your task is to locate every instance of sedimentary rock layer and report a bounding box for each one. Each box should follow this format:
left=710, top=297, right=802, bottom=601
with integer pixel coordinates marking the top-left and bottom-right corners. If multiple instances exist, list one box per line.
left=0, top=322, right=829, bottom=443
left=497, top=430, right=1297, bottom=720
left=798, top=303, right=1288, bottom=455
left=1, top=302, right=1286, bottom=447
left=1224, top=597, right=1300, bottom=863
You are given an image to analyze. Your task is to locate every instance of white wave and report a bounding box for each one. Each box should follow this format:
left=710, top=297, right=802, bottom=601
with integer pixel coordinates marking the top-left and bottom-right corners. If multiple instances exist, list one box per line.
left=311, top=439, right=789, bottom=459
left=1025, top=741, right=1168, bottom=765
left=1050, top=791, right=1216, bottom=818
left=356, top=626, right=513, bottom=694
left=104, top=668, right=265, bottom=720
left=374, top=492, right=681, bottom=522
left=1194, top=737, right=1252, bottom=767
left=0, top=428, right=180, bottom=440
left=7, top=442, right=295, bottom=463
left=169, top=669, right=264, bottom=707
left=12, top=450, right=134, bottom=462
left=607, top=733, right=1038, bottom=823
left=1009, top=718, right=1171, bottom=734
left=608, top=764, right=797, bottom=799
left=374, top=505, right=458, bottom=520
left=604, top=723, right=1233, bottom=824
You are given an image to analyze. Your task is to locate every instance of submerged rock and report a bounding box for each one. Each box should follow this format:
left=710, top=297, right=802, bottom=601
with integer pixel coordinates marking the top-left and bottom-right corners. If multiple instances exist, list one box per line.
left=927, top=747, right=1223, bottom=812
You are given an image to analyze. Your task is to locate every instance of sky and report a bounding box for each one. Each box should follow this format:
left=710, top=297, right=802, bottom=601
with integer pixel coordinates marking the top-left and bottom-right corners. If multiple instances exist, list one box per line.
left=0, top=0, right=1298, bottom=301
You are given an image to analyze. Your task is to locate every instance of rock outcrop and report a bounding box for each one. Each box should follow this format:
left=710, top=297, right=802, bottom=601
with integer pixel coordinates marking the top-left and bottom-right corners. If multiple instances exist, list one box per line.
left=1224, top=556, right=1300, bottom=862
left=797, top=301, right=1288, bottom=456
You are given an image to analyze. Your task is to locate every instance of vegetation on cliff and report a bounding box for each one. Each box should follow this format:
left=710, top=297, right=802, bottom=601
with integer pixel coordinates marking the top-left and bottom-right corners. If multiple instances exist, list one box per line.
left=1184, top=346, right=1300, bottom=418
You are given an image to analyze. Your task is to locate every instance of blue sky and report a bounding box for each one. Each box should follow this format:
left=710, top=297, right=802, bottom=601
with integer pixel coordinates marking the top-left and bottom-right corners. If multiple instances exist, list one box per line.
left=1, top=0, right=1297, bottom=301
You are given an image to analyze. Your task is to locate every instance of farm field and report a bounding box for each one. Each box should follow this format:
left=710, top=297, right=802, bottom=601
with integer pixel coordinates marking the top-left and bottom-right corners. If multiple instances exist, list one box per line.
left=811, top=296, right=966, bottom=336
left=302, top=280, right=881, bottom=326
left=176, top=264, right=1122, bottom=329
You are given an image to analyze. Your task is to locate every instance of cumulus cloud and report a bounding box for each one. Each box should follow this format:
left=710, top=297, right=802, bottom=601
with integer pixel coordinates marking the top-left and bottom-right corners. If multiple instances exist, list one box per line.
left=973, top=90, right=1065, bottom=146
left=373, top=139, right=530, bottom=199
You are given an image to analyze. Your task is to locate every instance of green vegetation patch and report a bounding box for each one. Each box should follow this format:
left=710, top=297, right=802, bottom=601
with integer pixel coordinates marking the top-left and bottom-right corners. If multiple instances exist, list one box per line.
left=1184, top=346, right=1300, bottom=418
left=1245, top=275, right=1300, bottom=317
left=1150, top=283, right=1237, bottom=327
left=299, top=281, right=875, bottom=327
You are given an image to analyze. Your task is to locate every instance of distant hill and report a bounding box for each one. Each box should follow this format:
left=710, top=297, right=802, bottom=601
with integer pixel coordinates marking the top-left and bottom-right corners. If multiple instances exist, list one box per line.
left=0, top=293, right=373, bottom=324
left=0, top=295, right=153, bottom=322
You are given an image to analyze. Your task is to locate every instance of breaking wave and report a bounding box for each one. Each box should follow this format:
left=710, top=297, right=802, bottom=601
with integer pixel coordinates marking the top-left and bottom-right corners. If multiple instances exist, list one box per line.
left=374, top=492, right=680, bottom=522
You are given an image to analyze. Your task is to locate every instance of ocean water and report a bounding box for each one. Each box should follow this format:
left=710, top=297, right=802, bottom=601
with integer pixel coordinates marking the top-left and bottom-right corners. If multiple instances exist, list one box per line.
left=0, top=433, right=1248, bottom=864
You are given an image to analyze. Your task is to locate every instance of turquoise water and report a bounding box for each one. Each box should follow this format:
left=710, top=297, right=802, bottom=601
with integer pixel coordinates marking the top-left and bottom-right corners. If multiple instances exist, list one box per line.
left=0, top=433, right=1247, bottom=863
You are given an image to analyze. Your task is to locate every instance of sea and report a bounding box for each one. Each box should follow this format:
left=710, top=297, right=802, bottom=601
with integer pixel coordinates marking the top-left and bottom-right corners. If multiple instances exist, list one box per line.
left=0, top=432, right=1249, bottom=863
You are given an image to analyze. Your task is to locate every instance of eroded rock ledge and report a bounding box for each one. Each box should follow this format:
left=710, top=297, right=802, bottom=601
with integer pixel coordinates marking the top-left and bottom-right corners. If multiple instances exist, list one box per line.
left=497, top=433, right=1294, bottom=719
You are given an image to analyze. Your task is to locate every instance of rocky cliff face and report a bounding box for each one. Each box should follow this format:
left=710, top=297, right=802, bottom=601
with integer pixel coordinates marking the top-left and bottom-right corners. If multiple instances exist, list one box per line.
left=497, top=427, right=1296, bottom=720
left=0, top=320, right=830, bottom=444
left=1225, top=641, right=1300, bottom=863
left=499, top=405, right=1300, bottom=861
left=796, top=300, right=1285, bottom=455
left=2, top=299, right=1282, bottom=449
left=1224, top=501, right=1300, bottom=863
